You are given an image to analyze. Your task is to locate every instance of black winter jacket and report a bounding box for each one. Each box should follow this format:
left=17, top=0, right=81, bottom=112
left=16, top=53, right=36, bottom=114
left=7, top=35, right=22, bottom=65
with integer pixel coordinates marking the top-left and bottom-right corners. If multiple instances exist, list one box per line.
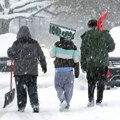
left=7, top=26, right=47, bottom=76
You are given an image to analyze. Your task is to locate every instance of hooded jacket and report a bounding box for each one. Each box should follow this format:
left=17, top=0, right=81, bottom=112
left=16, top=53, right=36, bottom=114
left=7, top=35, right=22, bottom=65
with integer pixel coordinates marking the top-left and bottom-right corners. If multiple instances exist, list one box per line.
left=7, top=26, right=47, bottom=76
left=80, top=29, right=115, bottom=71
left=50, top=37, right=80, bottom=78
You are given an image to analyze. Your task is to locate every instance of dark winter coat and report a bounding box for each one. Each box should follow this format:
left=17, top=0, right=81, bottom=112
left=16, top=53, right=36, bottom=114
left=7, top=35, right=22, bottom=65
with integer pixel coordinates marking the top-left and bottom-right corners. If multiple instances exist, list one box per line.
left=80, top=29, right=115, bottom=71
left=7, top=26, right=47, bottom=76
left=50, top=38, right=80, bottom=78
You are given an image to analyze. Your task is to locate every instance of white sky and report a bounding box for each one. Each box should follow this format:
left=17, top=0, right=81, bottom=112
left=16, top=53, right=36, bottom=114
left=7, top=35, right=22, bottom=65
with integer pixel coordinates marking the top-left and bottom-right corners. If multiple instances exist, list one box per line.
left=0, top=27, right=120, bottom=120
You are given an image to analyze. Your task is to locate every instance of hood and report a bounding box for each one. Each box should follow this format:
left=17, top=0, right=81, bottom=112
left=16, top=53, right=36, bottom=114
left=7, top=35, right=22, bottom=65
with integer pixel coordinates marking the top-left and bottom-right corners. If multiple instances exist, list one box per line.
left=17, top=26, right=31, bottom=39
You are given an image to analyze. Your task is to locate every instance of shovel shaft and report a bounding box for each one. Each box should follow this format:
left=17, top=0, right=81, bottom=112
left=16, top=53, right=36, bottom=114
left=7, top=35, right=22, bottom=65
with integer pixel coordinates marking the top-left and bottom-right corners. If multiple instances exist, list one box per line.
left=10, top=60, right=13, bottom=92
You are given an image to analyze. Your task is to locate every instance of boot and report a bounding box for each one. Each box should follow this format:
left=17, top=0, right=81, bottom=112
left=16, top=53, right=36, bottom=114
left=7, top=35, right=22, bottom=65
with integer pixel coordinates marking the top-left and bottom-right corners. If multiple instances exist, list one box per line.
left=18, top=107, right=25, bottom=112
left=59, top=101, right=67, bottom=112
left=33, top=105, right=39, bottom=113
left=87, top=100, right=94, bottom=107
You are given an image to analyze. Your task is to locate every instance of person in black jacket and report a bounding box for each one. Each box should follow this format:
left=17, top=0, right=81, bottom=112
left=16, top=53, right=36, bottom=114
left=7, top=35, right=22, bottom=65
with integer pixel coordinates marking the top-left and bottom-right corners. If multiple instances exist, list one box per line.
left=7, top=26, right=47, bottom=113
left=80, top=19, right=115, bottom=107
left=50, top=37, right=80, bottom=112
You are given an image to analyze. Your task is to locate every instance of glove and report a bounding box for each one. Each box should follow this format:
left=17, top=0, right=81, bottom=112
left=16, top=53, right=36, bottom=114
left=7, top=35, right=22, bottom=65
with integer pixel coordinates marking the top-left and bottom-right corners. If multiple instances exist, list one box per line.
left=75, top=74, right=79, bottom=78
left=7, top=47, right=15, bottom=58
left=75, top=69, right=79, bottom=78
left=42, top=66, right=47, bottom=73
left=74, top=63, right=79, bottom=78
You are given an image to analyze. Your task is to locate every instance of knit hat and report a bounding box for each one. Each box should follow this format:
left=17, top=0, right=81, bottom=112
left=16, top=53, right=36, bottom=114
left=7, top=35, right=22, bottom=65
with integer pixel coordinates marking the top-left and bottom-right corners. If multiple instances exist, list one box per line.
left=87, top=19, right=97, bottom=28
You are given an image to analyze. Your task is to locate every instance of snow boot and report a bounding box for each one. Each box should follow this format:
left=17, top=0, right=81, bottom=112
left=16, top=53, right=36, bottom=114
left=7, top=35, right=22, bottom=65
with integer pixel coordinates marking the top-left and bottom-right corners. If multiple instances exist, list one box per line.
left=59, top=101, right=67, bottom=112
left=18, top=107, right=25, bottom=112
left=96, top=100, right=103, bottom=106
left=87, top=100, right=94, bottom=107
left=64, top=106, right=70, bottom=112
left=33, top=105, right=39, bottom=113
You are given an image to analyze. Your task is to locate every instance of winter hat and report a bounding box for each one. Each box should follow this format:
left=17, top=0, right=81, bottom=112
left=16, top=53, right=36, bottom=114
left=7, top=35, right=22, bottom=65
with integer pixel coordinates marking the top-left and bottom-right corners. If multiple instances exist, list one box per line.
left=59, top=37, right=68, bottom=44
left=87, top=19, right=97, bottom=28
left=60, top=37, right=64, bottom=42
left=17, top=25, right=31, bottom=39
left=60, top=36, right=68, bottom=41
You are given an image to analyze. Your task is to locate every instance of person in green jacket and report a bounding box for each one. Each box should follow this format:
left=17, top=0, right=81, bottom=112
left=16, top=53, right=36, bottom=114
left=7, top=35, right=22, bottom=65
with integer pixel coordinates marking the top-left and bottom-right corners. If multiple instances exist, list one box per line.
left=80, top=19, right=115, bottom=107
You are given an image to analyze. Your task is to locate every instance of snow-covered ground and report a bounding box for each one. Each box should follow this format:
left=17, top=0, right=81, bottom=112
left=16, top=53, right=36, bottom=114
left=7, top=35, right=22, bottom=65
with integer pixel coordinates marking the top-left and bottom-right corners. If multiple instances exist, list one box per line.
left=1, top=49, right=120, bottom=120
left=0, top=27, right=120, bottom=120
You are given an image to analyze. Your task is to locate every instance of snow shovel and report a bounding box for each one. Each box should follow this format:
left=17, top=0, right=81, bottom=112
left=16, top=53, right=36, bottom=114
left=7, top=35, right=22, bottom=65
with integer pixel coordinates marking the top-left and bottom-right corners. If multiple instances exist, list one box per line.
left=3, top=60, right=15, bottom=108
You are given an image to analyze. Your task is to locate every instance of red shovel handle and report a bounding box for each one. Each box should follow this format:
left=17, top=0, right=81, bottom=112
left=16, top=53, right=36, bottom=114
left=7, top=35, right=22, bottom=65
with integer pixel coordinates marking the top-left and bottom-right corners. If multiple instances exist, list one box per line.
left=10, top=60, right=13, bottom=92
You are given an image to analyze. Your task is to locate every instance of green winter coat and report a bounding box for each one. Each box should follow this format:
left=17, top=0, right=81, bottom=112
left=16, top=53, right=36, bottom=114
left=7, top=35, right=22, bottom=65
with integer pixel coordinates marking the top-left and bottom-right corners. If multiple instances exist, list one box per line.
left=80, top=29, right=115, bottom=71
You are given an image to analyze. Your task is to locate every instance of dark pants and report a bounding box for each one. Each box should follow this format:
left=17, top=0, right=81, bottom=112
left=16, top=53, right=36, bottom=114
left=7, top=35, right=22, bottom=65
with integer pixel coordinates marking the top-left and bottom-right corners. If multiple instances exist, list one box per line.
left=15, top=75, right=39, bottom=109
left=86, top=66, right=108, bottom=103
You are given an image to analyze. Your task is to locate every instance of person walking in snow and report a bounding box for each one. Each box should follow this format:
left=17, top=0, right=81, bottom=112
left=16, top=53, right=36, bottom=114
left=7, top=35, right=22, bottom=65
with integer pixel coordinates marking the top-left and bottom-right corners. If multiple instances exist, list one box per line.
left=7, top=26, right=47, bottom=113
left=80, top=19, right=115, bottom=107
left=50, top=36, right=80, bottom=112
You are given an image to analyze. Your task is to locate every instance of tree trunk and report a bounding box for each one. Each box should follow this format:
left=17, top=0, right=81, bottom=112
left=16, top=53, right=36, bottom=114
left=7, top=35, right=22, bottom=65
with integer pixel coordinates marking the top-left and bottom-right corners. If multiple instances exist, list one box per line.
left=0, top=20, right=11, bottom=34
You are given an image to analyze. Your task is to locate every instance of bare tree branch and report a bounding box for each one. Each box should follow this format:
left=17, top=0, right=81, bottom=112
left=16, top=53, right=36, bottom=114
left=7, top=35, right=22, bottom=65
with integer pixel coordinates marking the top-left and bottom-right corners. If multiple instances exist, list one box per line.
left=43, top=9, right=60, bottom=16
left=0, top=1, right=56, bottom=20
left=30, top=1, right=56, bottom=17
left=10, top=0, right=38, bottom=10
left=11, top=1, right=53, bottom=13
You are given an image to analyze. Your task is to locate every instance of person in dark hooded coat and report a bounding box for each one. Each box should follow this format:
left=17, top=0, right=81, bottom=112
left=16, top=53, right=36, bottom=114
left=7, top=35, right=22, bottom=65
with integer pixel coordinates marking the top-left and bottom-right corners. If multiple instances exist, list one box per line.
left=80, top=19, right=115, bottom=107
left=7, top=26, right=47, bottom=113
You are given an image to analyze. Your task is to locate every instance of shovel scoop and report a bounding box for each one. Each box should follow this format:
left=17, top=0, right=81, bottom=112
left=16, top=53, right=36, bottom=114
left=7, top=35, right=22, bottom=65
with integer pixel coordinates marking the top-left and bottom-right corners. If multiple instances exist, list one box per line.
left=3, top=88, right=15, bottom=108
left=3, top=60, right=15, bottom=108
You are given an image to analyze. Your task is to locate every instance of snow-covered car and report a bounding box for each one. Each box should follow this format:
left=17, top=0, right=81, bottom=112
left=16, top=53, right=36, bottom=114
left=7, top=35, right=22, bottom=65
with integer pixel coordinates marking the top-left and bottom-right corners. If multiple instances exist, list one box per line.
left=105, top=27, right=120, bottom=89
left=0, top=33, right=16, bottom=72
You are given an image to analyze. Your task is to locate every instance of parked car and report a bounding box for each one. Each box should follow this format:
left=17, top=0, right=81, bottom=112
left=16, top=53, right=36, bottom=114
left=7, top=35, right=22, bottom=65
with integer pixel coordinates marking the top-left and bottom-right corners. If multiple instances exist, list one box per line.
left=0, top=33, right=16, bottom=72
left=105, top=27, right=120, bottom=89
left=0, top=57, right=11, bottom=72
left=105, top=57, right=120, bottom=89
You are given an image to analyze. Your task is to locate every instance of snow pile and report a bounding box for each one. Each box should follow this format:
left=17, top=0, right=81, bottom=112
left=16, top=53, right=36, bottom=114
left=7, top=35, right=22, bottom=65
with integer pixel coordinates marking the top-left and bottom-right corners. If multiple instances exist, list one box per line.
left=0, top=33, right=16, bottom=57
left=109, top=26, right=120, bottom=57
